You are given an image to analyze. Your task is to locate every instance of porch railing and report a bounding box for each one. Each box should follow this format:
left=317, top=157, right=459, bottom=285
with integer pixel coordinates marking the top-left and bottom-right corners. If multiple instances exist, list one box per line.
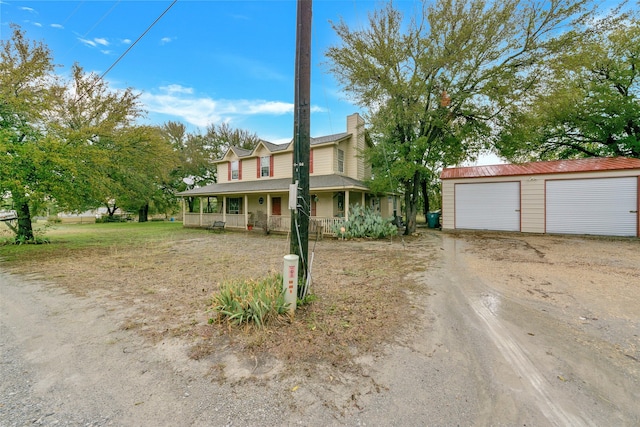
left=184, top=213, right=223, bottom=227
left=184, top=213, right=344, bottom=236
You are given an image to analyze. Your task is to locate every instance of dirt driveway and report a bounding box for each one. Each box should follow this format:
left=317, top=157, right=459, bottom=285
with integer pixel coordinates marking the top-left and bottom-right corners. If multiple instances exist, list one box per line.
left=1, top=230, right=639, bottom=426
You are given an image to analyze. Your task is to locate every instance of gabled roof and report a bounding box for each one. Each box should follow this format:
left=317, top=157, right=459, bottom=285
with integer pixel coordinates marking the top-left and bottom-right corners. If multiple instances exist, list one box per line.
left=230, top=146, right=252, bottom=157
left=311, top=132, right=350, bottom=145
left=441, top=157, right=640, bottom=179
left=216, top=131, right=353, bottom=162
left=260, top=139, right=289, bottom=152
left=178, top=174, right=369, bottom=196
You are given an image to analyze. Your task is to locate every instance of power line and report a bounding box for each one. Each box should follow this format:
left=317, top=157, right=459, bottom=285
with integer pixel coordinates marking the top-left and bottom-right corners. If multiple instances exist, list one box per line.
left=73, top=0, right=177, bottom=105
left=98, top=0, right=177, bottom=82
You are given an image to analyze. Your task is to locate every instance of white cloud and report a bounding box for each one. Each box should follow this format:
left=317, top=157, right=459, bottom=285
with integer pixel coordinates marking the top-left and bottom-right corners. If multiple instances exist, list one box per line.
left=94, top=38, right=109, bottom=47
left=51, top=23, right=64, bottom=29
left=33, top=22, right=42, bottom=27
left=246, top=101, right=292, bottom=115
left=140, top=85, right=325, bottom=128
left=122, top=38, right=132, bottom=44
left=160, top=37, right=174, bottom=45
left=160, top=84, right=193, bottom=95
left=21, top=6, right=35, bottom=12
left=78, top=38, right=97, bottom=48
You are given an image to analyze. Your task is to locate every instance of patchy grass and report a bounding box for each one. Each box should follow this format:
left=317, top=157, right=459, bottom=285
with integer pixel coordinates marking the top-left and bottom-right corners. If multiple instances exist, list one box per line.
left=0, top=222, right=437, bottom=375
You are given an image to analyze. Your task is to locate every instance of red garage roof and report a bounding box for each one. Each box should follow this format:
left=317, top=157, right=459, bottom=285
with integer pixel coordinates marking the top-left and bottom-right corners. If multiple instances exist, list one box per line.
left=441, top=157, right=640, bottom=179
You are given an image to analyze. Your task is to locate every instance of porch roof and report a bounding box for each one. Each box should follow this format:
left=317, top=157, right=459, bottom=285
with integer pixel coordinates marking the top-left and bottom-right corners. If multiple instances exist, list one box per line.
left=178, top=174, right=369, bottom=196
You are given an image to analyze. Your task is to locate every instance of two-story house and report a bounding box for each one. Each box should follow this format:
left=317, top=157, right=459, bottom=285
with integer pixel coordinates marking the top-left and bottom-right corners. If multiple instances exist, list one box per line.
left=179, top=113, right=400, bottom=234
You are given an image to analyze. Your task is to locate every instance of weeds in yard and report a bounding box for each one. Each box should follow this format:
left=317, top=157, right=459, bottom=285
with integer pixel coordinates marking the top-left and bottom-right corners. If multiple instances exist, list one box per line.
left=211, top=273, right=290, bottom=328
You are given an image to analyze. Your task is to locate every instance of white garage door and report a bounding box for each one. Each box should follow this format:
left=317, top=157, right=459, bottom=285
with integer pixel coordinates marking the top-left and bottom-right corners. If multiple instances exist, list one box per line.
left=546, top=177, right=638, bottom=236
left=455, top=182, right=520, bottom=231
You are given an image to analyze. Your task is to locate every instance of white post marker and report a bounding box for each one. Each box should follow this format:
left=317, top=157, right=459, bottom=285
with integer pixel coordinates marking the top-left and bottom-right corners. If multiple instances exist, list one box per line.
left=283, top=254, right=299, bottom=314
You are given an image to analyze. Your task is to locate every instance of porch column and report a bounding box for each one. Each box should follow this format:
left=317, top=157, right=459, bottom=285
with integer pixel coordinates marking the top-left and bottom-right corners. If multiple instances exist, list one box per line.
left=361, top=192, right=365, bottom=206
left=182, top=198, right=185, bottom=224
left=267, top=194, right=272, bottom=225
left=345, top=190, right=350, bottom=221
left=223, top=196, right=227, bottom=222
left=199, top=196, right=204, bottom=226
left=244, top=194, right=249, bottom=229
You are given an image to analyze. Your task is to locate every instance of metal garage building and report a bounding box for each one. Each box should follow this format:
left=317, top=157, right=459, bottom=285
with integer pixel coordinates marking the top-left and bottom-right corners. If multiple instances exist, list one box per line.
left=440, top=157, right=640, bottom=237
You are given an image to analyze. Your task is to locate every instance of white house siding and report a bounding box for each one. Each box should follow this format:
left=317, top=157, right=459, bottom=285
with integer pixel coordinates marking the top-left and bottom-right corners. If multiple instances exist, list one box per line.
left=312, top=146, right=334, bottom=175
left=218, top=163, right=229, bottom=184
left=520, top=178, right=545, bottom=233
left=314, top=194, right=333, bottom=217
left=272, top=152, right=292, bottom=179
left=347, top=113, right=366, bottom=180
left=244, top=157, right=258, bottom=182
left=442, top=169, right=639, bottom=236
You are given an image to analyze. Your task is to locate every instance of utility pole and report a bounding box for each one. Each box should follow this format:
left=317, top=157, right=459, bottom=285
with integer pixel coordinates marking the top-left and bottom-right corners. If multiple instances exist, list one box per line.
left=290, top=0, right=311, bottom=297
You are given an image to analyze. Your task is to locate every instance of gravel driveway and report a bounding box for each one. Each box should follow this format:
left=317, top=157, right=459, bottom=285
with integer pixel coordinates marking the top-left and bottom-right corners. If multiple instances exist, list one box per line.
left=1, top=231, right=639, bottom=426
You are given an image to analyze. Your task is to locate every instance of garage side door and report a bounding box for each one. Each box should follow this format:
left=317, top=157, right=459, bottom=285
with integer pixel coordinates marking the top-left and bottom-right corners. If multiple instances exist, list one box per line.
left=546, top=177, right=638, bottom=236
left=455, top=182, right=520, bottom=231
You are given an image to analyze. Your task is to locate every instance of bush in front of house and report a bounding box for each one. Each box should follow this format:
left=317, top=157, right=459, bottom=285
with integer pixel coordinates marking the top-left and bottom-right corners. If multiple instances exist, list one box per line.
left=211, top=273, right=289, bottom=328
left=331, top=204, right=398, bottom=239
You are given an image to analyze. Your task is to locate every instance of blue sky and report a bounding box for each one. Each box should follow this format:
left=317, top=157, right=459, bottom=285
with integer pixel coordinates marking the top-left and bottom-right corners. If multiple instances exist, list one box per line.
left=1, top=0, right=624, bottom=164
left=0, top=0, right=416, bottom=145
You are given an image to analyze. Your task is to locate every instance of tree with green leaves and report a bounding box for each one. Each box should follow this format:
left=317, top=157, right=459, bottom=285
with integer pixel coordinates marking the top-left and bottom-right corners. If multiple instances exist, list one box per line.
left=496, top=11, right=639, bottom=161
left=326, top=0, right=589, bottom=233
left=204, top=121, right=261, bottom=152
left=1, top=25, right=64, bottom=242
left=1, top=26, right=178, bottom=239
left=46, top=64, right=178, bottom=223
left=161, top=120, right=261, bottom=213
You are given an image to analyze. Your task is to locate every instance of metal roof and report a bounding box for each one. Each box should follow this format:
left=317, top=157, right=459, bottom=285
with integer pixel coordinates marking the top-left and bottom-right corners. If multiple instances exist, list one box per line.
left=440, top=157, right=640, bottom=179
left=178, top=174, right=369, bottom=196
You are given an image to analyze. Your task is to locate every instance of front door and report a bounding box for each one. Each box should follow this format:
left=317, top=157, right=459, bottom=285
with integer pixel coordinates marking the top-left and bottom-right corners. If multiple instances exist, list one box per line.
left=272, top=197, right=281, bottom=216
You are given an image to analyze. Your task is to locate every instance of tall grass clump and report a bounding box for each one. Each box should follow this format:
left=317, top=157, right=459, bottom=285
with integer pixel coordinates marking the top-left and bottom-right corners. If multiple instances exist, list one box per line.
left=212, top=273, right=289, bottom=328
left=332, top=204, right=398, bottom=239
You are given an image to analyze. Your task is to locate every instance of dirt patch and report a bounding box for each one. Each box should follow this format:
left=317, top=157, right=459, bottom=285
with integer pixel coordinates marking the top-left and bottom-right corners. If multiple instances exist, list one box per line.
left=453, top=231, right=640, bottom=360
left=2, top=230, right=435, bottom=380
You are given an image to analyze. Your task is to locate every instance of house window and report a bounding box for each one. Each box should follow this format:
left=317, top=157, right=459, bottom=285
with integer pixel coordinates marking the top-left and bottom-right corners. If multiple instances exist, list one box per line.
left=337, top=148, right=344, bottom=173
left=261, top=156, right=270, bottom=177
left=227, top=197, right=242, bottom=214
left=231, top=161, right=239, bottom=180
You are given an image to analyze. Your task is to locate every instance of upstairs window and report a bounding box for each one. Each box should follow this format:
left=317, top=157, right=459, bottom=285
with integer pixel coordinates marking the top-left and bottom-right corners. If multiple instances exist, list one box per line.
left=337, top=148, right=344, bottom=173
left=261, top=156, right=271, bottom=177
left=231, top=160, right=239, bottom=180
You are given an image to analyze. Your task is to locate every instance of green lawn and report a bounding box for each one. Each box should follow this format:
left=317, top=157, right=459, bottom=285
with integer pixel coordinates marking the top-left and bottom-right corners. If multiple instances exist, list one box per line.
left=0, top=221, right=199, bottom=263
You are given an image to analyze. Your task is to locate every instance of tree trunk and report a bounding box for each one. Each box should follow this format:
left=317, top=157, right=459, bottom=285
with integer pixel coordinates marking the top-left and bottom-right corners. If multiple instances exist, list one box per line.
left=14, top=194, right=34, bottom=242
left=138, top=203, right=149, bottom=223
left=403, top=172, right=420, bottom=235
left=421, top=178, right=430, bottom=217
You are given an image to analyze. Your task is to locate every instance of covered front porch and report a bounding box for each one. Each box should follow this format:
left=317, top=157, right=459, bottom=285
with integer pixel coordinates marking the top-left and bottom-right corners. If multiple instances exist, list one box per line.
left=181, top=189, right=372, bottom=236
left=178, top=174, right=400, bottom=236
